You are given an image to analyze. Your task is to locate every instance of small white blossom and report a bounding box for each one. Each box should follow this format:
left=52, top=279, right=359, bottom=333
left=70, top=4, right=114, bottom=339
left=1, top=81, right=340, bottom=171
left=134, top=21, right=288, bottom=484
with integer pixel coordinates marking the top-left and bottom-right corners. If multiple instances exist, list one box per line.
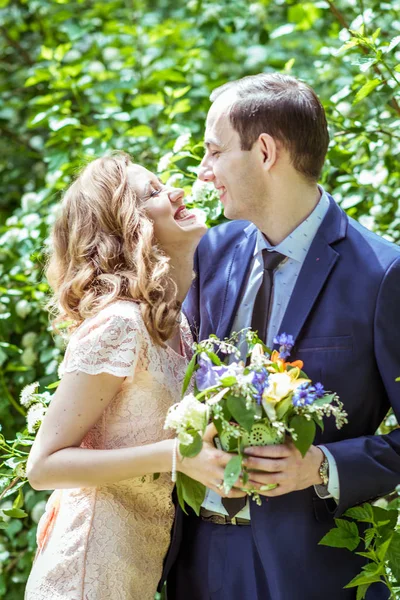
left=21, top=192, right=39, bottom=213
left=164, top=393, right=208, bottom=438
left=173, top=133, right=191, bottom=153
left=20, top=382, right=39, bottom=407
left=15, top=300, right=32, bottom=319
left=166, top=173, right=184, bottom=187
left=26, top=403, right=47, bottom=434
left=157, top=152, right=173, bottom=173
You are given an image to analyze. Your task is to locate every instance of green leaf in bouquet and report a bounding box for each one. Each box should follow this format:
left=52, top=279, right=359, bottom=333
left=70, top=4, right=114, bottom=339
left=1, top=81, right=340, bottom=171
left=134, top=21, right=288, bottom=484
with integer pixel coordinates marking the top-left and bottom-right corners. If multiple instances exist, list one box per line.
left=182, top=353, right=197, bottom=396
left=319, top=518, right=360, bottom=551
left=219, top=376, right=237, bottom=387
left=179, top=432, right=203, bottom=458
left=312, top=393, right=336, bottom=407
left=289, top=415, right=316, bottom=457
left=313, top=415, right=324, bottom=431
left=275, top=395, right=293, bottom=420
left=226, top=394, right=255, bottom=432
left=223, top=454, right=242, bottom=493
left=204, top=350, right=222, bottom=366
left=176, top=473, right=206, bottom=516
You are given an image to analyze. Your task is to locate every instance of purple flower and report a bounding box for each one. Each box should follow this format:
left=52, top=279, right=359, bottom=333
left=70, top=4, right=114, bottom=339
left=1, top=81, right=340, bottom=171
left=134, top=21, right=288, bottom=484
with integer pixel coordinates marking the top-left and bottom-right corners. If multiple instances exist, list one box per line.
left=311, top=382, right=325, bottom=399
left=292, top=382, right=316, bottom=407
left=274, top=333, right=295, bottom=359
left=195, top=354, right=229, bottom=391
left=250, top=368, right=269, bottom=404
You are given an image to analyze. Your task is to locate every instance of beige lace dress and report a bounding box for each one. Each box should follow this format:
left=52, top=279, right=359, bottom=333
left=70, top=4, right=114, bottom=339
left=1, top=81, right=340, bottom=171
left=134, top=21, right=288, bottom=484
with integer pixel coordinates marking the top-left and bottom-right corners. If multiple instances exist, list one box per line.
left=25, top=300, right=193, bottom=600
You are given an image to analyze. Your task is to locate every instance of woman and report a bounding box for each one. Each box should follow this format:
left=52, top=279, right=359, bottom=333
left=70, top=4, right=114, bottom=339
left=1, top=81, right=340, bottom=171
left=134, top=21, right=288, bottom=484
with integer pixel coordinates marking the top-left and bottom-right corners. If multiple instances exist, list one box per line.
left=24, top=153, right=242, bottom=600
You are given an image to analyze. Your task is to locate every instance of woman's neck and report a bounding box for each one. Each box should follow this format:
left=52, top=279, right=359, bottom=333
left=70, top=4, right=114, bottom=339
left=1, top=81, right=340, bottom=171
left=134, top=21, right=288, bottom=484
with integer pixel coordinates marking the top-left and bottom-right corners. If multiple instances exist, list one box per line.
left=166, top=244, right=196, bottom=304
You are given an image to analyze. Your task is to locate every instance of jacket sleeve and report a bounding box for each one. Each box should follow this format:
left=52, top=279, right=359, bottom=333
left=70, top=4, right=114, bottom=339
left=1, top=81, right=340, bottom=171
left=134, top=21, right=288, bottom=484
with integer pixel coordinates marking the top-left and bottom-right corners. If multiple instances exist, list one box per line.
left=323, top=256, right=400, bottom=516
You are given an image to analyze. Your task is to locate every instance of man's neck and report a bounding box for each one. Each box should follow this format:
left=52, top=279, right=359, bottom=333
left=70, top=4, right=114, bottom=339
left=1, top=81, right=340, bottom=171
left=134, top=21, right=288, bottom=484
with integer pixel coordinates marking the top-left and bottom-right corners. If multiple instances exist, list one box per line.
left=255, top=184, right=321, bottom=246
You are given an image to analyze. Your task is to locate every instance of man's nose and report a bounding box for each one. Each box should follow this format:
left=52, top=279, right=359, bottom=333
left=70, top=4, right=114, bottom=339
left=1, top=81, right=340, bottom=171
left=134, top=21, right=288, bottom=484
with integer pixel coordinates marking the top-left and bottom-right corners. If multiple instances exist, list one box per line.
left=168, top=187, right=185, bottom=205
left=198, top=156, right=215, bottom=182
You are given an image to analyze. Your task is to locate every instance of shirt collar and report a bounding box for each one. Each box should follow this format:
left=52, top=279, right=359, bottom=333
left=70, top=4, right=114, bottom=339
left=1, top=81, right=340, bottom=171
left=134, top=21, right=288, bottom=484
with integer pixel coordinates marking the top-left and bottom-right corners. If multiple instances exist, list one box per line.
left=254, top=186, right=330, bottom=264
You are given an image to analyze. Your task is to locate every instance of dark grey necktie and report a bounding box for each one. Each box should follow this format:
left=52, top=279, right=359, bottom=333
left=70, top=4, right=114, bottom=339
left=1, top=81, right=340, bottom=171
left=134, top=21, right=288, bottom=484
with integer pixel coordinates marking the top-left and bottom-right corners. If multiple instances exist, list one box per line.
left=221, top=249, right=285, bottom=519
left=250, top=249, right=286, bottom=344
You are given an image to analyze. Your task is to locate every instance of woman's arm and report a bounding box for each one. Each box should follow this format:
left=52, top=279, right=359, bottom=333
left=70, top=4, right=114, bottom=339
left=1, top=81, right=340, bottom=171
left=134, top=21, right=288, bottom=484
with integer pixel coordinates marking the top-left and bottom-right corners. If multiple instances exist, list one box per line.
left=26, top=369, right=245, bottom=498
left=26, top=370, right=176, bottom=490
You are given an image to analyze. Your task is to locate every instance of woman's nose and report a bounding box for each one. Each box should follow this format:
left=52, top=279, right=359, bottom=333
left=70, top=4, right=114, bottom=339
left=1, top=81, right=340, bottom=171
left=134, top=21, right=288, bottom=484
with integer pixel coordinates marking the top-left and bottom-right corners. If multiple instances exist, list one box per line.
left=168, top=187, right=185, bottom=204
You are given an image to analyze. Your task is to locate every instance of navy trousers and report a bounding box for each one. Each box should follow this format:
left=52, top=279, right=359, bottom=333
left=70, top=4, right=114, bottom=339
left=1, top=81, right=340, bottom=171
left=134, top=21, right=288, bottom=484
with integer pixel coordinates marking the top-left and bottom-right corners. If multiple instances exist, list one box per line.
left=166, top=512, right=389, bottom=600
left=167, top=513, right=271, bottom=600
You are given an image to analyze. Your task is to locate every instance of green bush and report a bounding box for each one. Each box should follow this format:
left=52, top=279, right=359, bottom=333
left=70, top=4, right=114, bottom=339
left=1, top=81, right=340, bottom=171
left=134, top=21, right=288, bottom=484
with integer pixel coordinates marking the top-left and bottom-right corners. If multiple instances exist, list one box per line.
left=1, top=0, right=399, bottom=597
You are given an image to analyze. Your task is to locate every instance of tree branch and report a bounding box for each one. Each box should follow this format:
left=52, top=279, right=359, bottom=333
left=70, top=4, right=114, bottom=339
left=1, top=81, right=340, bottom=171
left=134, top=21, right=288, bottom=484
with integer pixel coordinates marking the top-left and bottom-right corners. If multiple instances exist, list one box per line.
left=326, top=1, right=400, bottom=116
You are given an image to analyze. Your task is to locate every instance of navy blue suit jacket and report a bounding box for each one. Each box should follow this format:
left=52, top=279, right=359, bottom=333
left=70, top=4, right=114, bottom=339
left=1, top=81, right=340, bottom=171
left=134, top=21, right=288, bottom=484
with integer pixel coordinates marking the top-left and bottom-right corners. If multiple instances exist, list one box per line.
left=163, top=196, right=400, bottom=599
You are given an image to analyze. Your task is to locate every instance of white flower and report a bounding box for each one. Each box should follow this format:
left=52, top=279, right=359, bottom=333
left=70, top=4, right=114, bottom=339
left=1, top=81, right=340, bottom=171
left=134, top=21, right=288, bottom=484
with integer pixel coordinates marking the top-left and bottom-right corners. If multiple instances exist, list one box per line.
left=15, top=300, right=32, bottom=319
left=177, top=431, right=194, bottom=445
left=189, top=208, right=207, bottom=225
left=164, top=393, right=208, bottom=435
left=26, top=403, right=47, bottom=434
left=166, top=173, right=184, bottom=187
left=264, top=372, right=293, bottom=402
left=173, top=133, right=191, bottom=153
left=21, top=347, right=38, bottom=367
left=190, top=179, right=211, bottom=203
left=21, top=213, right=41, bottom=229
left=21, top=332, right=37, bottom=348
left=157, top=152, right=173, bottom=173
left=20, top=382, right=39, bottom=407
left=21, top=192, right=39, bottom=213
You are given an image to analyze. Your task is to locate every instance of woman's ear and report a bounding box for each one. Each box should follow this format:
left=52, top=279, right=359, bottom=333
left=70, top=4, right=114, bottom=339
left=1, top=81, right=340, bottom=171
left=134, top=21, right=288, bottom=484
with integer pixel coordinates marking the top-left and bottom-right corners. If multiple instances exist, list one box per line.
left=258, top=134, right=278, bottom=171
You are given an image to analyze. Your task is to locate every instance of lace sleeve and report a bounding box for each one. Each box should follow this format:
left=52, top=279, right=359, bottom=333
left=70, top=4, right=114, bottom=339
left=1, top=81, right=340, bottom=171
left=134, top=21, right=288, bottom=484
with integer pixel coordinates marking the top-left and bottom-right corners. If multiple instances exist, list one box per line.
left=63, top=303, right=142, bottom=378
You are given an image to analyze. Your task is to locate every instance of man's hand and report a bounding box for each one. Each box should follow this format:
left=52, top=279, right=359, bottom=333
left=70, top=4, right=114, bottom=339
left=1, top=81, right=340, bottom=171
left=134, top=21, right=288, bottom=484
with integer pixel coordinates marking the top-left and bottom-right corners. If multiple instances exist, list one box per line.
left=240, top=440, right=324, bottom=497
left=177, top=423, right=247, bottom=499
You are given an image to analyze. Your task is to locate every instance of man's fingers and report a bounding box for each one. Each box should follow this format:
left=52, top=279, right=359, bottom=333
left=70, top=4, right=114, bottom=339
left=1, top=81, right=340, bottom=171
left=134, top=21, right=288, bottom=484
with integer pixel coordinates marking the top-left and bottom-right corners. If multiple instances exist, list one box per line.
left=244, top=444, right=291, bottom=459
left=243, top=456, right=288, bottom=472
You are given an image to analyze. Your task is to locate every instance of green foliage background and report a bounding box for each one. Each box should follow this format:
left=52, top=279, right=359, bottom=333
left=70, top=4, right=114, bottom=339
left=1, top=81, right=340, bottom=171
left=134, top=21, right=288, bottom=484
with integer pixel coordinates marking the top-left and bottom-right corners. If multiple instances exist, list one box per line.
left=0, top=0, right=399, bottom=597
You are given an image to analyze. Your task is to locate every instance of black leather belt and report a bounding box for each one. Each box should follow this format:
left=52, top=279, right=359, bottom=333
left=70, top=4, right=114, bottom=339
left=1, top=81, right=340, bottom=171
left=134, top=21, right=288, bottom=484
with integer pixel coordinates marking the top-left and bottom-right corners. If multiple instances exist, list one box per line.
left=200, top=507, right=250, bottom=526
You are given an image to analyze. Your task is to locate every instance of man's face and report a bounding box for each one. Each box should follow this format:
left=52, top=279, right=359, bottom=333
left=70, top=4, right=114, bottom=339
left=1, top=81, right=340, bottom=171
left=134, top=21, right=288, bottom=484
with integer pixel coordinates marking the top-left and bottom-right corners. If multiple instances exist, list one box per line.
left=198, top=93, right=266, bottom=221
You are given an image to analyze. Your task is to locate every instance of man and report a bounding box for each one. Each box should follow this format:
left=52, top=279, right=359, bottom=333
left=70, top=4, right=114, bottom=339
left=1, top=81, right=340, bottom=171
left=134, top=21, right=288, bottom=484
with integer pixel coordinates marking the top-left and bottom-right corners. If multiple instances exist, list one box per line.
left=162, top=73, right=400, bottom=599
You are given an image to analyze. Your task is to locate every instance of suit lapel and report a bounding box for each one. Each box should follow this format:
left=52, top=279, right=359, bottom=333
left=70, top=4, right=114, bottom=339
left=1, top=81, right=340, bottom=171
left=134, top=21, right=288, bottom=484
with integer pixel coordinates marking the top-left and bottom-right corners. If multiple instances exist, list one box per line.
left=216, top=224, right=257, bottom=340
left=275, top=196, right=348, bottom=347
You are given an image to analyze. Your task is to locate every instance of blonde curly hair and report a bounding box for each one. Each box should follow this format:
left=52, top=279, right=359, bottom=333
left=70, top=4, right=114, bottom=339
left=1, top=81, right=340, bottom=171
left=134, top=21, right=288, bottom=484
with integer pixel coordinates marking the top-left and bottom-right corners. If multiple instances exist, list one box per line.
left=46, top=152, right=181, bottom=347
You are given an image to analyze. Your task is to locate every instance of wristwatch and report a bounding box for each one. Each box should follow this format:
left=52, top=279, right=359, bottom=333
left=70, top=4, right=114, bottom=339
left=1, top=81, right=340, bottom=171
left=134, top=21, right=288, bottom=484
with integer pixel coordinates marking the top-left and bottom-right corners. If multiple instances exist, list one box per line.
left=318, top=454, right=329, bottom=486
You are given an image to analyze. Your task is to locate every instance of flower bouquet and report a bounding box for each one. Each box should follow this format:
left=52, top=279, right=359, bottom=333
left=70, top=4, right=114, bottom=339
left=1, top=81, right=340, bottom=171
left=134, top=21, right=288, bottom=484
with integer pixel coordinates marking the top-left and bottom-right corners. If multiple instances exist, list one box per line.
left=164, top=330, right=348, bottom=515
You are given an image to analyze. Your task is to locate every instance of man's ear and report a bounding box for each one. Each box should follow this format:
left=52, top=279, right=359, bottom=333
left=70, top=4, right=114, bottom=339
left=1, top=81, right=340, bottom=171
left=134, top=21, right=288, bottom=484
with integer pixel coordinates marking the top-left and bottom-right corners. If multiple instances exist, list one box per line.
left=258, top=134, right=278, bottom=171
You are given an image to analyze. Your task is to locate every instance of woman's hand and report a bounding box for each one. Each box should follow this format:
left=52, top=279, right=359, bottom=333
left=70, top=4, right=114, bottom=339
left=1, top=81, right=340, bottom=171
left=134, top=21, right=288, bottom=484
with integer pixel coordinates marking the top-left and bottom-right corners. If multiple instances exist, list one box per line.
left=176, top=423, right=246, bottom=498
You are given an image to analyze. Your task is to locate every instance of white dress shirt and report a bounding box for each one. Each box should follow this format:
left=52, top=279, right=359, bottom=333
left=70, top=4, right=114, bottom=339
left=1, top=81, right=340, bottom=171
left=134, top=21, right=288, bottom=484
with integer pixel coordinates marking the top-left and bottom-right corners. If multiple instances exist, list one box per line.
left=202, top=187, right=339, bottom=518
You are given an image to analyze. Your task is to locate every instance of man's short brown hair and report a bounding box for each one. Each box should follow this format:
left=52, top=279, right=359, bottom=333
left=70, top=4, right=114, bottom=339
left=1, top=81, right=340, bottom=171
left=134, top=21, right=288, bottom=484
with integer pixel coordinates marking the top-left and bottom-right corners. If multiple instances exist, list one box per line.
left=210, top=73, right=329, bottom=181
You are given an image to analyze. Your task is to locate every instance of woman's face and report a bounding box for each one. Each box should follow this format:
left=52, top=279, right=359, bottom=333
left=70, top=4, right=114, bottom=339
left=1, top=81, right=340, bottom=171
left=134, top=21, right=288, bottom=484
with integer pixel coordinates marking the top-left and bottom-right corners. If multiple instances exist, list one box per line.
left=127, top=163, right=207, bottom=248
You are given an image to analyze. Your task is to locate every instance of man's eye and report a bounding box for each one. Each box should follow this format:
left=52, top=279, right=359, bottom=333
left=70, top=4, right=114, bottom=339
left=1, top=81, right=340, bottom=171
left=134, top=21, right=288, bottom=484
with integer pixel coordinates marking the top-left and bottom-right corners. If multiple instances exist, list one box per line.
left=211, top=151, right=220, bottom=157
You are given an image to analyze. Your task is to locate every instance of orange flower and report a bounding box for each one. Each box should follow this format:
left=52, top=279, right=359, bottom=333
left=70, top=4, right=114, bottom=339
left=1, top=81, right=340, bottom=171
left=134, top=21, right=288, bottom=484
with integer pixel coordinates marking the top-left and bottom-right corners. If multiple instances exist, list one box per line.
left=269, top=350, right=303, bottom=372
